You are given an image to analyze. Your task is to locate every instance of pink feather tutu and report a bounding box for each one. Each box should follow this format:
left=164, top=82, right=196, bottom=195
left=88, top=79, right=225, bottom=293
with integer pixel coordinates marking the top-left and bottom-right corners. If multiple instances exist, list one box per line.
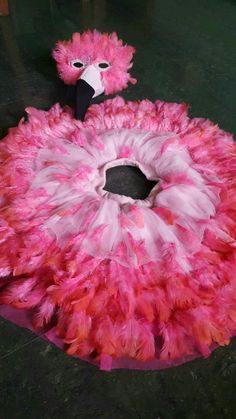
left=1, top=96, right=236, bottom=371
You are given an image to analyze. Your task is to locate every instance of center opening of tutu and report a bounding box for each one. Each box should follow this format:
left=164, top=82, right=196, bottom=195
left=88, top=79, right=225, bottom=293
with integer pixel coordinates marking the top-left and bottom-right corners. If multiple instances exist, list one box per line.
left=104, top=165, right=158, bottom=200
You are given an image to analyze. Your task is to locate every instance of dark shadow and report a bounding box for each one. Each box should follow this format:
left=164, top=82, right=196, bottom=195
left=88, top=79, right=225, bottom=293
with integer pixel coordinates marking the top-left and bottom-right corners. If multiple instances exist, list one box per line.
left=104, top=165, right=157, bottom=200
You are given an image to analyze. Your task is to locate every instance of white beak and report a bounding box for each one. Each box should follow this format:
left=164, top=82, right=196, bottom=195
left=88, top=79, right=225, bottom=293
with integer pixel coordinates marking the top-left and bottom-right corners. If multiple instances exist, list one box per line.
left=79, top=65, right=105, bottom=98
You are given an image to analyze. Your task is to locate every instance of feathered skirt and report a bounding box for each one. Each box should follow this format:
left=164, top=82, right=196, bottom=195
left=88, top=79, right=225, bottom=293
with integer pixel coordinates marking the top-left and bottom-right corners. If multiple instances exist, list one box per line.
left=1, top=97, right=236, bottom=370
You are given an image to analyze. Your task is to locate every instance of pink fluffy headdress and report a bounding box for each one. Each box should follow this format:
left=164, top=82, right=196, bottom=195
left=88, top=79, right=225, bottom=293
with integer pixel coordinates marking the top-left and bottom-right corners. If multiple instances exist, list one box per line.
left=52, top=30, right=137, bottom=95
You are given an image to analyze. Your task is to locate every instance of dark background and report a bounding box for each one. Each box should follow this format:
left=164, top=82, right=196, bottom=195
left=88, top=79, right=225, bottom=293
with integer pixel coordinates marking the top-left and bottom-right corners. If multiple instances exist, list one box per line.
left=0, top=1, right=236, bottom=418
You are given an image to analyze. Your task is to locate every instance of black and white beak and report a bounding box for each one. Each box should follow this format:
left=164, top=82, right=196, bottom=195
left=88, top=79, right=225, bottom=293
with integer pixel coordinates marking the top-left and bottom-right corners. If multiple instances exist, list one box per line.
left=75, top=65, right=105, bottom=121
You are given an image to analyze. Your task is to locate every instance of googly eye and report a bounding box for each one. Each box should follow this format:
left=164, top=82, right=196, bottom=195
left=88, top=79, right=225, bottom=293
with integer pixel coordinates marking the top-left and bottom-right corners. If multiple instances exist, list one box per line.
left=71, top=60, right=86, bottom=69
left=96, top=61, right=110, bottom=71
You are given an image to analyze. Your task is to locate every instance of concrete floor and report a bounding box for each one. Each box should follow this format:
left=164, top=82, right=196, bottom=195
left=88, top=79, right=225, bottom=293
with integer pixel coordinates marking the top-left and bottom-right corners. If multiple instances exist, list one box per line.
left=0, top=0, right=236, bottom=418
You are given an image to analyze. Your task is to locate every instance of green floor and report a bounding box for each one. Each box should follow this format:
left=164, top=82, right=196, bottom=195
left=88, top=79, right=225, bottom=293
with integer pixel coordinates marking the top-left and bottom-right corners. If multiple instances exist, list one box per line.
left=0, top=1, right=236, bottom=418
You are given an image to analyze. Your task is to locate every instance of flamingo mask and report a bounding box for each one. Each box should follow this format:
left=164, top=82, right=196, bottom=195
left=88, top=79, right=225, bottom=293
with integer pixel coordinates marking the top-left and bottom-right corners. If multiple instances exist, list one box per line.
left=53, top=30, right=136, bottom=120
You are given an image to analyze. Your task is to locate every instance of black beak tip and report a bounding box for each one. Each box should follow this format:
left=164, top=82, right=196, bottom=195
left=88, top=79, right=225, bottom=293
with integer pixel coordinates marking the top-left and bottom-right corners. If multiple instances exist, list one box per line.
left=75, top=79, right=95, bottom=121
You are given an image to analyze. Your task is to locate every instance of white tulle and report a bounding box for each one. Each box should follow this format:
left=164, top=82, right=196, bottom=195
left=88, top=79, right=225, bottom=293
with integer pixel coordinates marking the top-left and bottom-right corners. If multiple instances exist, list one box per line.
left=30, top=128, right=219, bottom=270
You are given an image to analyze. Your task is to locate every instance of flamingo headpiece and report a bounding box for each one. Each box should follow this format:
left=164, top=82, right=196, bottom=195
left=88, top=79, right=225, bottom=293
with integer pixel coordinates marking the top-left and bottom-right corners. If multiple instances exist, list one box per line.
left=53, top=30, right=136, bottom=120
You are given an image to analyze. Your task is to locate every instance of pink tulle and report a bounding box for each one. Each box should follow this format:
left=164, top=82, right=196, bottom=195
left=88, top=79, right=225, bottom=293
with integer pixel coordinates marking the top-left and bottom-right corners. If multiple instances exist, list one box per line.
left=1, top=97, right=236, bottom=370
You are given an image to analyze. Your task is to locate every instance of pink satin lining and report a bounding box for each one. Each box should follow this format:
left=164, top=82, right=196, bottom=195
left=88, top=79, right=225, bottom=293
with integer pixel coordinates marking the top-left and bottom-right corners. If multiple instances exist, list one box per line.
left=0, top=304, right=218, bottom=371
